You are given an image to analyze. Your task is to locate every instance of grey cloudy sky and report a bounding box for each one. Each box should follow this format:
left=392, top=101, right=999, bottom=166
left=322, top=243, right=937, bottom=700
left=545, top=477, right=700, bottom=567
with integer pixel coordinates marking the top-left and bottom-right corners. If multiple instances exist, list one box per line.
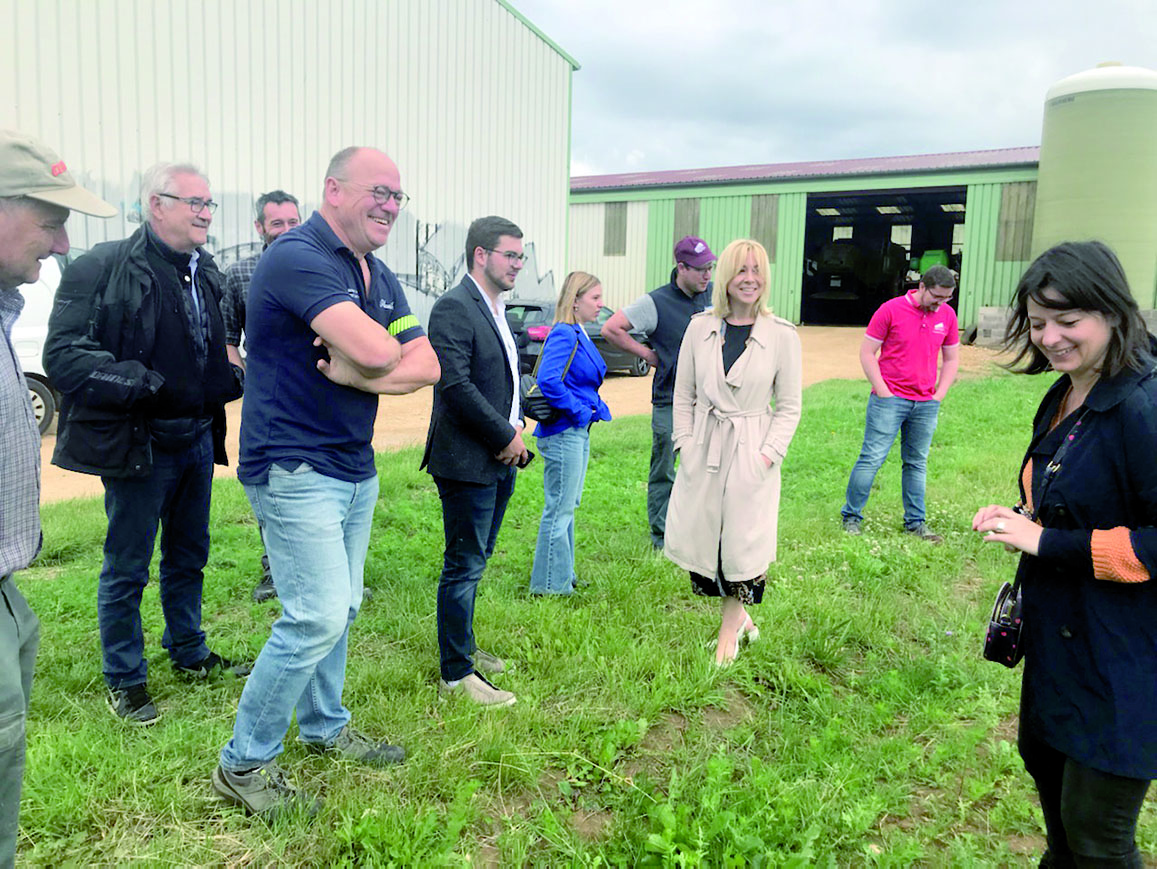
left=513, top=0, right=1156, bottom=177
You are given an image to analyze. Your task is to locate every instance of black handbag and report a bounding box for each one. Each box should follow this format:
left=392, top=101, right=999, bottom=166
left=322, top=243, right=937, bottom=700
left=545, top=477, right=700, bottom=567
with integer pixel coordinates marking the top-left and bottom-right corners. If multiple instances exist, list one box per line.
left=520, top=331, right=578, bottom=425
left=983, top=575, right=1024, bottom=668
left=982, top=406, right=1088, bottom=668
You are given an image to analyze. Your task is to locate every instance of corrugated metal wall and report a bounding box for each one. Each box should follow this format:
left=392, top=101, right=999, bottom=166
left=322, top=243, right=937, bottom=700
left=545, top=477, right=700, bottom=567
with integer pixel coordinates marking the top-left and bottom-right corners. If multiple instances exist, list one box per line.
left=572, top=168, right=1040, bottom=325
left=1, top=0, right=574, bottom=320
left=770, top=192, right=807, bottom=321
left=567, top=201, right=649, bottom=308
left=959, top=182, right=1031, bottom=327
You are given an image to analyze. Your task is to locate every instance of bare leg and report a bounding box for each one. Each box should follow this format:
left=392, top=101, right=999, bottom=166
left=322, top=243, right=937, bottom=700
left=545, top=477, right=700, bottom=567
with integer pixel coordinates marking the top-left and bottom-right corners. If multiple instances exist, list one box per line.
left=715, top=596, right=747, bottom=665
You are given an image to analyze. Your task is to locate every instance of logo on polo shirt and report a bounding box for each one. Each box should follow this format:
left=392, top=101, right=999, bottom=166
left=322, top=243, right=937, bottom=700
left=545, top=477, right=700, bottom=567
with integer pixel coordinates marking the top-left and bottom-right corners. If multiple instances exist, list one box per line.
left=933, top=322, right=946, bottom=332
left=379, top=299, right=394, bottom=311
left=346, top=288, right=359, bottom=300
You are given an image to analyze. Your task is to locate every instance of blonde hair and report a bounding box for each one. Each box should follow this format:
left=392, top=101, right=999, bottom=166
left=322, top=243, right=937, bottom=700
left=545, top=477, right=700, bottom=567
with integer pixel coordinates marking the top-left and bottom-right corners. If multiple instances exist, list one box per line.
left=554, top=270, right=601, bottom=324
left=711, top=239, right=772, bottom=319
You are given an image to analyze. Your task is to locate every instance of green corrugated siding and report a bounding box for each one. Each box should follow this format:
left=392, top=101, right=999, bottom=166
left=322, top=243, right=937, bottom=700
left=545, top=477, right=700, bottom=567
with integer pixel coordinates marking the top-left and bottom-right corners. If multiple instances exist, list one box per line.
left=699, top=195, right=753, bottom=255
left=645, top=199, right=675, bottom=289
left=959, top=182, right=1030, bottom=327
left=606, top=167, right=1042, bottom=324
left=770, top=192, right=807, bottom=321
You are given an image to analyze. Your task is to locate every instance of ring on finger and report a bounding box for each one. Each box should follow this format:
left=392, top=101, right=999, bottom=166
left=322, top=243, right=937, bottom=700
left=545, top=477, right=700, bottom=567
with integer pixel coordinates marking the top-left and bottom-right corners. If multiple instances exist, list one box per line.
left=995, top=521, right=1006, bottom=533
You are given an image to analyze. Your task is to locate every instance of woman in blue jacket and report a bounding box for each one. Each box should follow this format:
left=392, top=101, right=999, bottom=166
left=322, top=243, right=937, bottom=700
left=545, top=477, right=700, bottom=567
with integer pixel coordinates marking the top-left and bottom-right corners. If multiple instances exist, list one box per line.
left=973, top=241, right=1157, bottom=868
left=530, top=271, right=612, bottom=595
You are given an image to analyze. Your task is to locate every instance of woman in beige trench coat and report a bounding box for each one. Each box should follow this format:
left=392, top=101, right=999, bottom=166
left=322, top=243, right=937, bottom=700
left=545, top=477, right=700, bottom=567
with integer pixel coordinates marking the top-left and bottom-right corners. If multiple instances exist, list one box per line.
left=665, top=239, right=802, bottom=665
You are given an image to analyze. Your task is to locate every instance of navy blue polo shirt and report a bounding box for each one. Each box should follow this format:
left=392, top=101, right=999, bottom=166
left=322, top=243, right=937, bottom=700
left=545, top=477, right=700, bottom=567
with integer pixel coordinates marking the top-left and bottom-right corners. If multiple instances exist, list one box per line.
left=238, top=211, right=424, bottom=484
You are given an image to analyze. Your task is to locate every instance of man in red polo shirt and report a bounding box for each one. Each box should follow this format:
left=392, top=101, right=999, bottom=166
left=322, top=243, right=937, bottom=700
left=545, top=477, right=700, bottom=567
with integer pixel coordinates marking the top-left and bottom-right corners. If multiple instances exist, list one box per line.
left=840, top=265, right=960, bottom=542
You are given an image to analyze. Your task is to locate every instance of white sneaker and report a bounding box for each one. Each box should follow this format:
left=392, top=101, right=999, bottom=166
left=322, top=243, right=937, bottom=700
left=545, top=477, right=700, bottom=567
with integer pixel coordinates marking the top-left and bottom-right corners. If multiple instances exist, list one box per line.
left=439, top=672, right=516, bottom=708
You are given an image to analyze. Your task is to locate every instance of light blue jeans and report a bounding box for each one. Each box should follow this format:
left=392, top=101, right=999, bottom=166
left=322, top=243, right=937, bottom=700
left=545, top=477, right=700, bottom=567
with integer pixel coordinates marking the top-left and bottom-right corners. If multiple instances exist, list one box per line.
left=842, top=393, right=940, bottom=527
left=530, top=426, right=590, bottom=595
left=220, top=464, right=377, bottom=770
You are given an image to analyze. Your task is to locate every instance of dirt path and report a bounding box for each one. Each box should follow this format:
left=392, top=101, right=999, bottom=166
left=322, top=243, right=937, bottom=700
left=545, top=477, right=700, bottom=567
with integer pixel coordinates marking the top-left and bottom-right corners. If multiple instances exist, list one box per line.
left=38, top=326, right=1000, bottom=504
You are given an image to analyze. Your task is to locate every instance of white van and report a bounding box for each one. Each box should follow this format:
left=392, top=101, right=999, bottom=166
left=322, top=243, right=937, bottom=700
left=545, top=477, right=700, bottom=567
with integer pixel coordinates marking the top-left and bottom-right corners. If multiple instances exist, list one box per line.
left=11, top=255, right=65, bottom=434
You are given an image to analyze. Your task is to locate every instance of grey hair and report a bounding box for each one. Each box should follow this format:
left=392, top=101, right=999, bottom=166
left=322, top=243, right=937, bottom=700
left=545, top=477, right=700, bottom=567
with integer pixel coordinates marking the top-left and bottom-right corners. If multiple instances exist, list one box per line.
left=140, top=162, right=207, bottom=217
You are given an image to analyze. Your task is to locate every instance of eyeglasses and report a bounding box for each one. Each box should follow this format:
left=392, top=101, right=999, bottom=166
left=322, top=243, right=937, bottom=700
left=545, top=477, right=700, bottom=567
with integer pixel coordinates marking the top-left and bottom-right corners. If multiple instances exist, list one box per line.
left=485, top=248, right=527, bottom=264
left=342, top=181, right=410, bottom=209
left=681, top=263, right=713, bottom=274
left=158, top=193, right=218, bottom=214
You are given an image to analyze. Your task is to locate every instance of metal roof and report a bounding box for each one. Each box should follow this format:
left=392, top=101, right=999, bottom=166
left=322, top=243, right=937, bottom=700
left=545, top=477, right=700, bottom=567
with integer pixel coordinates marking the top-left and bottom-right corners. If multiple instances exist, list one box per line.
left=571, top=146, right=1040, bottom=192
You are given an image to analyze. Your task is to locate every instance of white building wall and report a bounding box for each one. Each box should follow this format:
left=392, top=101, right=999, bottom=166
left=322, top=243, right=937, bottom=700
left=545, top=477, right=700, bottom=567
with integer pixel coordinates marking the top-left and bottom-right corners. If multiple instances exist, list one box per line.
left=1, top=0, right=574, bottom=321
left=567, top=200, right=650, bottom=310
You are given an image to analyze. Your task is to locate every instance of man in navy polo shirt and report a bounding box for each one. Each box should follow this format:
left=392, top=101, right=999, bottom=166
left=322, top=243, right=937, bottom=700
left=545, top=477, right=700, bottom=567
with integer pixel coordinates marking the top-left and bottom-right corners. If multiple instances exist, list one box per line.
left=213, top=146, right=439, bottom=818
left=602, top=236, right=715, bottom=549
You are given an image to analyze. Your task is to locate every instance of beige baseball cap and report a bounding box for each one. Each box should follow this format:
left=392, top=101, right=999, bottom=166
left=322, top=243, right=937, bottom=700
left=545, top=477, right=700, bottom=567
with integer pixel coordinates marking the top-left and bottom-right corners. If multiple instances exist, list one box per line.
left=0, top=129, right=116, bottom=217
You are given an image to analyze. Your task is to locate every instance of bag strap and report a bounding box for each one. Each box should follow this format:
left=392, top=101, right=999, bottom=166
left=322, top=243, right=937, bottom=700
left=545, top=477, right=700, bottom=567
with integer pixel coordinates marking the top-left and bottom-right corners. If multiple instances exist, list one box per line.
left=1013, top=404, right=1092, bottom=597
left=532, top=325, right=579, bottom=380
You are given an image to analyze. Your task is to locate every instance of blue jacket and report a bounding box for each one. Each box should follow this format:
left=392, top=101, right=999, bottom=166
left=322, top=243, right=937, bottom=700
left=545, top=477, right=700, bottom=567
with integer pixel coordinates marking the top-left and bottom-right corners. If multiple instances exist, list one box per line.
left=1017, top=357, right=1157, bottom=778
left=533, top=323, right=611, bottom=438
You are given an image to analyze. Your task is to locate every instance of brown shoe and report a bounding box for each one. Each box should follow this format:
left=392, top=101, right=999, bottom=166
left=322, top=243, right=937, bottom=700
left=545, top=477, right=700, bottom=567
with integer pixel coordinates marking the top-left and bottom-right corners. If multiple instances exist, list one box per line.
left=905, top=522, right=943, bottom=544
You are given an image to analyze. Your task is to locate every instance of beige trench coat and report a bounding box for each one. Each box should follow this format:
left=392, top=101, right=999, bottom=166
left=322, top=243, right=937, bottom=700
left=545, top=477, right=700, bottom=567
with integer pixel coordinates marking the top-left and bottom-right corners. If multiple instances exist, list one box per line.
left=664, top=311, right=802, bottom=581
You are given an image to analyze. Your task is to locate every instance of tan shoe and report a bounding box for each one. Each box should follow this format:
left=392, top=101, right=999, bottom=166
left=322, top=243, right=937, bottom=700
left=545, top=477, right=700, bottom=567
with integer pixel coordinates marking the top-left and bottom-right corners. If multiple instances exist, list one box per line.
left=473, top=648, right=505, bottom=674
left=439, top=673, right=516, bottom=708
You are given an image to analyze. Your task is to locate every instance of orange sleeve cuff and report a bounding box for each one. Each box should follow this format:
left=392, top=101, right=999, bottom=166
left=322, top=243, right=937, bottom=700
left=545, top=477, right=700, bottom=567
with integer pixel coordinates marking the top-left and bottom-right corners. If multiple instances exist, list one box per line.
left=1091, top=527, right=1151, bottom=584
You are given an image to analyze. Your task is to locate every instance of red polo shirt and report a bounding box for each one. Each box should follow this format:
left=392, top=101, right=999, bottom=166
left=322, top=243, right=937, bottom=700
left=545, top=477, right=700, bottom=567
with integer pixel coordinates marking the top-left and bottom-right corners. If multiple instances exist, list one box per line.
left=865, top=290, right=959, bottom=400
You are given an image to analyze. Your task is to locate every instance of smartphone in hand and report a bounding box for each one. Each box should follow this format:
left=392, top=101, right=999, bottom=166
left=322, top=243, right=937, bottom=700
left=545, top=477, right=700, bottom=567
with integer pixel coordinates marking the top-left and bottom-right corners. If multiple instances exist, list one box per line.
left=516, top=449, right=536, bottom=469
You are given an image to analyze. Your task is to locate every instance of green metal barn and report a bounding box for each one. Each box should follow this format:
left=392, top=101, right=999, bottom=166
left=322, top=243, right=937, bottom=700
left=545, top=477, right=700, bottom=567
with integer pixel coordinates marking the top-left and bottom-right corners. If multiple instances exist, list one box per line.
left=568, top=147, right=1041, bottom=333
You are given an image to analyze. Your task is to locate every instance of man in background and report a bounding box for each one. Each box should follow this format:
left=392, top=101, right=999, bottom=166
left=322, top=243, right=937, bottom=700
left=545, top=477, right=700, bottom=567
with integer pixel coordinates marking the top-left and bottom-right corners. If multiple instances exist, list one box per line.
left=44, top=162, right=247, bottom=726
left=601, top=236, right=715, bottom=550
left=221, top=189, right=301, bottom=604
left=840, top=265, right=960, bottom=542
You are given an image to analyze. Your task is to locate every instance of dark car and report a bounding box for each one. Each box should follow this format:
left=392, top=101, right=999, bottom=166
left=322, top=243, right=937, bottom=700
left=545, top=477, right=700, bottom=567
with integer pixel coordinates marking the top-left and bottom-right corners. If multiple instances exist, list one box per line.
left=506, top=300, right=651, bottom=377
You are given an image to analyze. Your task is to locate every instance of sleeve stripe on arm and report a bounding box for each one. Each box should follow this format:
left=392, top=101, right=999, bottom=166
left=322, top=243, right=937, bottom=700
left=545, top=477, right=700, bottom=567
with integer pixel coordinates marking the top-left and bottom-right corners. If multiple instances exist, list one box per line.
left=1091, top=527, right=1151, bottom=583
left=388, top=314, right=420, bottom=336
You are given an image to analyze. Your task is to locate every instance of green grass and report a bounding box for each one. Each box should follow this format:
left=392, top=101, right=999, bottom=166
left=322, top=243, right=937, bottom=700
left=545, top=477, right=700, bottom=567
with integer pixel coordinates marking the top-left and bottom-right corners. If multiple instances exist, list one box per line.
left=17, top=370, right=1157, bottom=866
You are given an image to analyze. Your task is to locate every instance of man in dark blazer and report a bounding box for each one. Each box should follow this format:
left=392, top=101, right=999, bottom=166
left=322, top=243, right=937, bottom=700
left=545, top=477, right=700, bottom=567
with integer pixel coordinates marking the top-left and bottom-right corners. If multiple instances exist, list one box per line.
left=422, top=216, right=529, bottom=708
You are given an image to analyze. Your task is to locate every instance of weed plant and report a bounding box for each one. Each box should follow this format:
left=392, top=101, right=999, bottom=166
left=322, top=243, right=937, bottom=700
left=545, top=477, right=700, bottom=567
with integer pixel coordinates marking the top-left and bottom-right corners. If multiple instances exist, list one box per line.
left=17, top=371, right=1157, bottom=865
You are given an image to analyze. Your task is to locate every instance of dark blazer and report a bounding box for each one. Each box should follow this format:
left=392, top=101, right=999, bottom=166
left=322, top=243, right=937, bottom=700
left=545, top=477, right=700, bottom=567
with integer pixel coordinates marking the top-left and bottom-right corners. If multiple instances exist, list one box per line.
left=421, top=277, right=520, bottom=484
left=1016, top=355, right=1157, bottom=779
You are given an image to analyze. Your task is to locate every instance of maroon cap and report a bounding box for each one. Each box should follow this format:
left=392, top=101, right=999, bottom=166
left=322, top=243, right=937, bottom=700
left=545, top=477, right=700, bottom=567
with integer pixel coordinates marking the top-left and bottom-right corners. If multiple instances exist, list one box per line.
left=674, top=236, right=715, bottom=268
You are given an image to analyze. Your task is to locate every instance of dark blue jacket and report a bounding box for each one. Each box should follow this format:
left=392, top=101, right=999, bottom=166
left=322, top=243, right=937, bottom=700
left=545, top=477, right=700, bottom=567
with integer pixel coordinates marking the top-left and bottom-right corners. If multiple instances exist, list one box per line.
left=533, top=323, right=611, bottom=438
left=1017, top=358, right=1157, bottom=778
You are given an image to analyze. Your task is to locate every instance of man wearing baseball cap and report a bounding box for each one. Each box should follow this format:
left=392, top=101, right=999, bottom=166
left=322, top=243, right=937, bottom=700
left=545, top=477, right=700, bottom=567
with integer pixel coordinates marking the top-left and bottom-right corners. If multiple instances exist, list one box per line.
left=602, top=236, right=715, bottom=550
left=0, top=129, right=115, bottom=868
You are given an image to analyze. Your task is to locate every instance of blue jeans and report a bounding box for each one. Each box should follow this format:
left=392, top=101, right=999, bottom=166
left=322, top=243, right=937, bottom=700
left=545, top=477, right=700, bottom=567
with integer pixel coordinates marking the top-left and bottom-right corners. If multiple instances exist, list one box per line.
left=0, top=577, right=38, bottom=869
left=648, top=404, right=675, bottom=548
left=842, top=394, right=940, bottom=527
left=220, top=464, right=377, bottom=770
left=530, top=426, right=590, bottom=594
left=98, top=429, right=214, bottom=688
left=434, top=469, right=515, bottom=681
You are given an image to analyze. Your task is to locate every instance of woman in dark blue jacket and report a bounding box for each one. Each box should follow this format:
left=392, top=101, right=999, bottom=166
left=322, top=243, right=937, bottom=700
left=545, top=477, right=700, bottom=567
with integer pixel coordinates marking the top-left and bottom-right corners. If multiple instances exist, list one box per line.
left=973, top=241, right=1157, bottom=868
left=530, top=271, right=612, bottom=595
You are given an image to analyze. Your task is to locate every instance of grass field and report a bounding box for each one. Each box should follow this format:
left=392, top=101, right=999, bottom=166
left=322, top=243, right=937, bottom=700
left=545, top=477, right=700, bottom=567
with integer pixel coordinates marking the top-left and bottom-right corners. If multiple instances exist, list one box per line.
left=16, top=371, right=1157, bottom=866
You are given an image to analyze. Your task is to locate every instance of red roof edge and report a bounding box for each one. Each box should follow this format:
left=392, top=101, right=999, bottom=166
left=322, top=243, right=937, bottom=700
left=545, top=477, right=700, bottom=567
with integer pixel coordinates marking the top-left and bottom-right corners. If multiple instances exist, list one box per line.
left=571, top=146, right=1041, bottom=192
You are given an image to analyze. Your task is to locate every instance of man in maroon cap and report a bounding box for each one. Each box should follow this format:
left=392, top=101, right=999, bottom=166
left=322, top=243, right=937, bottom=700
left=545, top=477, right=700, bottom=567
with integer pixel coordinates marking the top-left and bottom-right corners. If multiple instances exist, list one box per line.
left=602, top=236, right=715, bottom=549
left=0, top=128, right=116, bottom=868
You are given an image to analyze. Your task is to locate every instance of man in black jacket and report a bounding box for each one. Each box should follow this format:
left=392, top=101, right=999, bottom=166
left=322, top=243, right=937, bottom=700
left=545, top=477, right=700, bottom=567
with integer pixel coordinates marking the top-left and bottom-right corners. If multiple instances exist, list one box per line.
left=44, top=162, right=246, bottom=726
left=422, top=215, right=529, bottom=708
